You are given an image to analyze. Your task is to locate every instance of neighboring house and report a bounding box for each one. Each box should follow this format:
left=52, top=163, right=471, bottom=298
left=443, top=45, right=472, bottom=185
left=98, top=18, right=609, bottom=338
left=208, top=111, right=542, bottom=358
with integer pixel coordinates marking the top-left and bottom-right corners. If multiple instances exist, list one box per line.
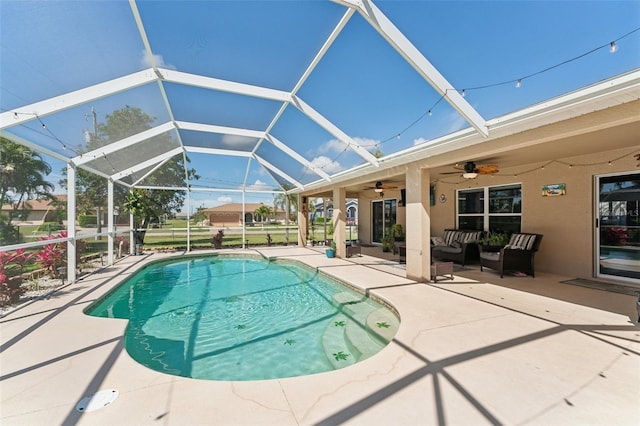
left=311, top=199, right=358, bottom=225
left=0, top=194, right=66, bottom=225
left=202, top=203, right=286, bottom=227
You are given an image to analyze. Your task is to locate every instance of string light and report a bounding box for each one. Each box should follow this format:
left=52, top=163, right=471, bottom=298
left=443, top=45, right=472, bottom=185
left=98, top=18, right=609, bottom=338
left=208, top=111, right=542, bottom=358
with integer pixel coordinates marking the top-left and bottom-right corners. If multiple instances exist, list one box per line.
left=367, top=27, right=639, bottom=155
left=435, top=150, right=638, bottom=185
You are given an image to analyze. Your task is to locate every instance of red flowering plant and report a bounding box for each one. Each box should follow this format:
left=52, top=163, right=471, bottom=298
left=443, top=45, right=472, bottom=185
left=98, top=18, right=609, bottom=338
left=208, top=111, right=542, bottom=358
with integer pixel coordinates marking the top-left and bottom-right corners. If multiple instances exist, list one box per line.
left=212, top=229, right=225, bottom=249
left=603, top=227, right=629, bottom=245
left=35, top=232, right=67, bottom=277
left=0, top=250, right=34, bottom=306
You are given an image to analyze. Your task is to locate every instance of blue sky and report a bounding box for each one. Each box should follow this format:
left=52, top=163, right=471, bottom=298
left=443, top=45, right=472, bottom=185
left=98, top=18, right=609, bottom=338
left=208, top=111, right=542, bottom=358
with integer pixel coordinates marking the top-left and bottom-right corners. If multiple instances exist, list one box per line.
left=1, top=0, right=639, bottom=212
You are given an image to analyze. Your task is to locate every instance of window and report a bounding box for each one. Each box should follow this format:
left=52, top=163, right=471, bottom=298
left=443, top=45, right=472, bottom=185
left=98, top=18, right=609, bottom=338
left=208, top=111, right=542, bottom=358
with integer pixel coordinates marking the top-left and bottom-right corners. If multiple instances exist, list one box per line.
left=457, top=184, right=521, bottom=233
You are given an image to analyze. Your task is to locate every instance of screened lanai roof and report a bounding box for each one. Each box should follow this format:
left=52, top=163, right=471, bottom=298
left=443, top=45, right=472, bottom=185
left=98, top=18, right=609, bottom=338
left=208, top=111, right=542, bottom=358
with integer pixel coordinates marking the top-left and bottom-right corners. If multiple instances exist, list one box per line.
left=1, top=0, right=639, bottom=202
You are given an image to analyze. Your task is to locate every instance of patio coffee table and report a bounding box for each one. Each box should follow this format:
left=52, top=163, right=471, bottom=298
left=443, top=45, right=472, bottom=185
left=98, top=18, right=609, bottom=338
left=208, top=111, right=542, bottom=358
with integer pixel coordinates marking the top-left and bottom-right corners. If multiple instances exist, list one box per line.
left=430, top=261, right=454, bottom=282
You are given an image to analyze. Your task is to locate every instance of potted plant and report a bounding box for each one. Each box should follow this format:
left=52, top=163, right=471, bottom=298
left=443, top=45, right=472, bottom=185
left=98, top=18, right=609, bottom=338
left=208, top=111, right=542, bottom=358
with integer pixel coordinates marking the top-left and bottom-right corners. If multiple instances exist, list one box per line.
left=212, top=229, right=225, bottom=249
left=482, top=232, right=510, bottom=247
left=326, top=241, right=336, bottom=258
left=391, top=224, right=405, bottom=242
left=382, top=232, right=395, bottom=252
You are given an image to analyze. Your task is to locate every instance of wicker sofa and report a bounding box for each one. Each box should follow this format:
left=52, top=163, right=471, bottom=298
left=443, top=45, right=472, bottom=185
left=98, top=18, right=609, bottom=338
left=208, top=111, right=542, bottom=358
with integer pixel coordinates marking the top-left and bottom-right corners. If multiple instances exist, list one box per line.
left=479, top=233, right=543, bottom=278
left=431, top=229, right=485, bottom=266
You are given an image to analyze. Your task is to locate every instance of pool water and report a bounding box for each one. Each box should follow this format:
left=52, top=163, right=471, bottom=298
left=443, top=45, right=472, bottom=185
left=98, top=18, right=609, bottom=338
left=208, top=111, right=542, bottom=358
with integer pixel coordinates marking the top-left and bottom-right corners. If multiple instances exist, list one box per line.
left=87, top=255, right=399, bottom=381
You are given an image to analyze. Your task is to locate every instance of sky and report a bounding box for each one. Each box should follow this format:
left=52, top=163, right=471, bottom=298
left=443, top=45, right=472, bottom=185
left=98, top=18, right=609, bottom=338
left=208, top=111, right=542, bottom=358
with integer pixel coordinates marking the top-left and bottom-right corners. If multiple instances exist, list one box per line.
left=1, top=0, right=639, bottom=213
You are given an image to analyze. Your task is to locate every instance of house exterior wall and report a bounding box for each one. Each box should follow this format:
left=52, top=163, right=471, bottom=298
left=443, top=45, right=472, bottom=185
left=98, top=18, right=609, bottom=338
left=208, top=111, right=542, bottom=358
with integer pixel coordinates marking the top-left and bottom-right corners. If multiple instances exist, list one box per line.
left=429, top=146, right=638, bottom=280
left=208, top=213, right=240, bottom=226
left=357, top=188, right=403, bottom=244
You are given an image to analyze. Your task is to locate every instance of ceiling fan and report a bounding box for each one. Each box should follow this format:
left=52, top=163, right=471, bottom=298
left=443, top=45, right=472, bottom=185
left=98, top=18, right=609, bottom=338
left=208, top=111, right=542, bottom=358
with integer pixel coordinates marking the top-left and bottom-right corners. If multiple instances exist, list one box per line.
left=365, top=181, right=399, bottom=192
left=441, top=161, right=499, bottom=179
left=364, top=181, right=399, bottom=197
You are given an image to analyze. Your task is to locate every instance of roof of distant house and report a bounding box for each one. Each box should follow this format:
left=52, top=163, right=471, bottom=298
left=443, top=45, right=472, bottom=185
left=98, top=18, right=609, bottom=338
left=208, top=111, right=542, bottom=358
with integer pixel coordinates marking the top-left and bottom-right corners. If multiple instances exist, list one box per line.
left=202, top=203, right=268, bottom=213
left=1, top=194, right=66, bottom=211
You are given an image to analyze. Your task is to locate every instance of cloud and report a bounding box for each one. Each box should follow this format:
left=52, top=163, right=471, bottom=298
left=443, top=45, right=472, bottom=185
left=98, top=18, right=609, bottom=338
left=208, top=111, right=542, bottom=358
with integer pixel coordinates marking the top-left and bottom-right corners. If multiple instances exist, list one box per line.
left=317, top=137, right=380, bottom=155
left=446, top=111, right=470, bottom=134
left=246, top=179, right=272, bottom=191
left=217, top=195, right=233, bottom=204
left=307, top=156, right=343, bottom=174
left=413, top=137, right=429, bottom=146
left=221, top=134, right=257, bottom=150
left=139, top=50, right=176, bottom=70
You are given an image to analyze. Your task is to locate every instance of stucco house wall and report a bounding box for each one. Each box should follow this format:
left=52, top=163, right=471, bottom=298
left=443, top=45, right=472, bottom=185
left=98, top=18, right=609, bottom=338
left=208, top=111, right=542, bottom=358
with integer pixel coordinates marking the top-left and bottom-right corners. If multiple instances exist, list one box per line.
left=428, top=146, right=637, bottom=279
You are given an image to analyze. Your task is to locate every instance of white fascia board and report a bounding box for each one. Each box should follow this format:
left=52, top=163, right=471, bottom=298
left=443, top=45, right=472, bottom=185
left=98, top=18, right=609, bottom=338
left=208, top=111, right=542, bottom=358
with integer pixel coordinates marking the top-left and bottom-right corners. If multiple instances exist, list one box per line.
left=184, top=146, right=252, bottom=157
left=337, top=0, right=488, bottom=138
left=73, top=122, right=175, bottom=166
left=253, top=155, right=304, bottom=190
left=265, top=134, right=332, bottom=182
left=290, top=95, right=380, bottom=167
left=175, top=121, right=266, bottom=139
left=0, top=69, right=157, bottom=129
left=487, top=69, right=640, bottom=131
left=159, top=69, right=291, bottom=103
left=111, top=147, right=182, bottom=181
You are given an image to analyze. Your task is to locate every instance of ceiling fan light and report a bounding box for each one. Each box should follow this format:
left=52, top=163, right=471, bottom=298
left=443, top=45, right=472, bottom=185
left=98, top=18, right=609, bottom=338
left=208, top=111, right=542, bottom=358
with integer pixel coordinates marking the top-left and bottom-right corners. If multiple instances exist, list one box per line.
left=462, top=172, right=478, bottom=179
left=374, top=188, right=384, bottom=193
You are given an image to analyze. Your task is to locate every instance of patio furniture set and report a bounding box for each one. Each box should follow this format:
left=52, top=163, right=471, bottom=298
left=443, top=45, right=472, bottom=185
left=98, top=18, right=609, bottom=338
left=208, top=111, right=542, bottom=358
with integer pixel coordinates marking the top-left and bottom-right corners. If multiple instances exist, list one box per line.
left=428, top=229, right=544, bottom=282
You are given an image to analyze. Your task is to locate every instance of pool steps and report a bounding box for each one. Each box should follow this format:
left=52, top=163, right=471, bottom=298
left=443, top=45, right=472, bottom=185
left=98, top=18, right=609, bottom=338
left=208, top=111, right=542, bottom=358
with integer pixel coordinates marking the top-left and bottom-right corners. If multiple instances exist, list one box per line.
left=322, top=292, right=399, bottom=369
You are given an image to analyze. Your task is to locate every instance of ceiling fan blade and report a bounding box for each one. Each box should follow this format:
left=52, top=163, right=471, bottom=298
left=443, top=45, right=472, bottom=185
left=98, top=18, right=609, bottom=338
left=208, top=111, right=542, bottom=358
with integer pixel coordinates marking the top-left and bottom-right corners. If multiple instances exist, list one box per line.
left=477, top=165, right=499, bottom=174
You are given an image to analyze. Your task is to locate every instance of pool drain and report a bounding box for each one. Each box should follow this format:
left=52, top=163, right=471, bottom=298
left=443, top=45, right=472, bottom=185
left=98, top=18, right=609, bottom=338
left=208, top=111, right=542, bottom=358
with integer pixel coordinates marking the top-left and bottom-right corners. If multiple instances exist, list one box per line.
left=75, top=389, right=119, bottom=412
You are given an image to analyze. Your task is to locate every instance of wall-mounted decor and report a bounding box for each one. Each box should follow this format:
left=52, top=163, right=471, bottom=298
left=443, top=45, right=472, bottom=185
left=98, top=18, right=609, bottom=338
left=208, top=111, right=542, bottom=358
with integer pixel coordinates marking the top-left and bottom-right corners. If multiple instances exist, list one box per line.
left=542, top=183, right=566, bottom=197
left=439, top=194, right=447, bottom=203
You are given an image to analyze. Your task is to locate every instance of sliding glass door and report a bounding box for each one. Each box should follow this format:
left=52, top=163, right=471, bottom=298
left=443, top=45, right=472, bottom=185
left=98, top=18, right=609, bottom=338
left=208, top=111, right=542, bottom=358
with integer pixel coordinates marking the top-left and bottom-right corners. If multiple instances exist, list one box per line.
left=372, top=199, right=396, bottom=243
left=596, top=172, right=640, bottom=282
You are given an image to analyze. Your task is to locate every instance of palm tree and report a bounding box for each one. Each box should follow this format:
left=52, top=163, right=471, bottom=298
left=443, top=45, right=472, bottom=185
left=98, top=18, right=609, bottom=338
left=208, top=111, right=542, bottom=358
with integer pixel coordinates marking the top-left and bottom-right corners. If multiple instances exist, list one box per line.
left=1, top=137, right=54, bottom=244
left=254, top=205, right=273, bottom=224
left=274, top=187, right=299, bottom=245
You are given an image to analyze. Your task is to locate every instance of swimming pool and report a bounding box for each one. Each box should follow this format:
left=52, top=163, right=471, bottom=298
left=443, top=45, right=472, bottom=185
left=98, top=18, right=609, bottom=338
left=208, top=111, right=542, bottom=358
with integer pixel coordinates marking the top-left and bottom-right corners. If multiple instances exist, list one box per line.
left=86, top=254, right=399, bottom=381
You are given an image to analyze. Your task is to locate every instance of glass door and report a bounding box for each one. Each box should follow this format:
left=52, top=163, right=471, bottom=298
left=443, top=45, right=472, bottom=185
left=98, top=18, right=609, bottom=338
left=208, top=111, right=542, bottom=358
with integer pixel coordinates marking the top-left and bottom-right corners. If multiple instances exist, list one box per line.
left=596, top=172, right=640, bottom=282
left=372, top=199, right=397, bottom=243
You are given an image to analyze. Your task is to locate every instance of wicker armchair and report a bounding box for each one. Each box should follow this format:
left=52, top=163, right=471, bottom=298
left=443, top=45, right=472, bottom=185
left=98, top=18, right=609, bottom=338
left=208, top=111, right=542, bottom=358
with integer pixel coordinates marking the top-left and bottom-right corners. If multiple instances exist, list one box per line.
left=479, top=233, right=543, bottom=278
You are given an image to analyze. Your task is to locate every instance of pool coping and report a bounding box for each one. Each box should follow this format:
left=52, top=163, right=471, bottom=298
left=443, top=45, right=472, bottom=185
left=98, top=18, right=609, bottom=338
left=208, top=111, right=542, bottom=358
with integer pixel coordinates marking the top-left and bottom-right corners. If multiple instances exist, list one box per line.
left=1, top=246, right=639, bottom=425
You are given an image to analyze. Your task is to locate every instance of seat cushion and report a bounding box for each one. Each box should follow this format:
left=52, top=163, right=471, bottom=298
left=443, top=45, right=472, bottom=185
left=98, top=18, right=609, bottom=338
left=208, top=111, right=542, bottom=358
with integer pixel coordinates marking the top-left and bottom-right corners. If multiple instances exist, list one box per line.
left=461, top=231, right=482, bottom=243
left=507, top=234, right=537, bottom=250
left=480, top=251, right=500, bottom=260
left=433, top=245, right=462, bottom=254
left=442, top=230, right=460, bottom=246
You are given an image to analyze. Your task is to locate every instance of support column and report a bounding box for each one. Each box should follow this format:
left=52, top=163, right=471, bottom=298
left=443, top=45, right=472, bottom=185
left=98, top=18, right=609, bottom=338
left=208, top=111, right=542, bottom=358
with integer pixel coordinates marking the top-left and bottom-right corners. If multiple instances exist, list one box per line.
left=107, top=180, right=114, bottom=265
left=297, top=194, right=308, bottom=247
left=129, top=189, right=134, bottom=255
left=66, top=164, right=77, bottom=283
left=405, top=165, right=431, bottom=282
left=186, top=189, right=191, bottom=252
left=333, top=187, right=346, bottom=258
left=242, top=191, right=246, bottom=249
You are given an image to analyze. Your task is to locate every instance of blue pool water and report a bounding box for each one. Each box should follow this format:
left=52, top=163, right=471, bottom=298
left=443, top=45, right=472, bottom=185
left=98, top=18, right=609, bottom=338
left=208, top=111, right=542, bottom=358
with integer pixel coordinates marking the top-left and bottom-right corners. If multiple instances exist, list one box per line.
left=86, top=255, right=399, bottom=381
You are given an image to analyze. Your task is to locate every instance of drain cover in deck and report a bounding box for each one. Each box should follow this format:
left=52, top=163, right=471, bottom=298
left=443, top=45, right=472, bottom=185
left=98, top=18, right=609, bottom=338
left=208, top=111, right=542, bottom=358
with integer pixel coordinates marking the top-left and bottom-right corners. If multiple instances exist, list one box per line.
left=75, top=389, right=119, bottom=412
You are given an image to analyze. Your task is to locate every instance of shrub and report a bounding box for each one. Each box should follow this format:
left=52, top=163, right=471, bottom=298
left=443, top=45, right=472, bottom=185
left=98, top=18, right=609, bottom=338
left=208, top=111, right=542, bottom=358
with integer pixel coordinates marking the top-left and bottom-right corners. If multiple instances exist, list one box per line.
left=78, top=215, right=97, bottom=227
left=37, top=222, right=63, bottom=233
left=0, top=250, right=31, bottom=306
left=35, top=231, right=74, bottom=277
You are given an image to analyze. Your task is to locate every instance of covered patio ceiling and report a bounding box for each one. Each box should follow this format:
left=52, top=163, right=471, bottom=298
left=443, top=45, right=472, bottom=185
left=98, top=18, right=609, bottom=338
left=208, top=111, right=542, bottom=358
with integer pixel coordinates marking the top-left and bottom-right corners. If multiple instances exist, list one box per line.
left=1, top=0, right=639, bottom=204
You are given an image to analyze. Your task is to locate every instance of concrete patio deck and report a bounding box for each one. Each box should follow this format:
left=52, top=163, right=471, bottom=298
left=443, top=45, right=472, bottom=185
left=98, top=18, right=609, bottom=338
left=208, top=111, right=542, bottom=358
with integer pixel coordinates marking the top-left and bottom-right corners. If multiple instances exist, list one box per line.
left=1, top=246, right=638, bottom=425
